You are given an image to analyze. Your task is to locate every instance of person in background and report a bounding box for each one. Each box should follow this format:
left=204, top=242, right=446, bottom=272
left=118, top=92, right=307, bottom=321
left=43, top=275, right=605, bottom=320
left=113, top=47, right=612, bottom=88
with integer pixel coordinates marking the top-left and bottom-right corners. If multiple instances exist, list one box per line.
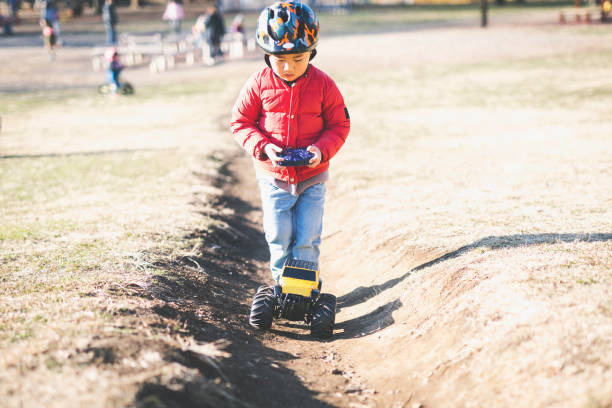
left=231, top=13, right=247, bottom=47
left=104, top=47, right=123, bottom=94
left=192, top=13, right=206, bottom=48
left=102, top=0, right=118, bottom=45
left=163, top=0, right=184, bottom=34
left=7, top=0, right=21, bottom=31
left=40, top=0, right=61, bottom=45
left=231, top=13, right=244, bottom=35
left=204, top=4, right=225, bottom=65
left=8, top=0, right=19, bottom=24
left=40, top=18, right=57, bottom=60
left=0, top=2, right=14, bottom=35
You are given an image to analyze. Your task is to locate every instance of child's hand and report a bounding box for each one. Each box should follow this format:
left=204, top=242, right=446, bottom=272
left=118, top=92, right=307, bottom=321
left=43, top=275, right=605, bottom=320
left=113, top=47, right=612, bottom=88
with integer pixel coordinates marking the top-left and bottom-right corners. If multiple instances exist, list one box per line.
left=306, top=145, right=322, bottom=168
left=264, top=143, right=283, bottom=167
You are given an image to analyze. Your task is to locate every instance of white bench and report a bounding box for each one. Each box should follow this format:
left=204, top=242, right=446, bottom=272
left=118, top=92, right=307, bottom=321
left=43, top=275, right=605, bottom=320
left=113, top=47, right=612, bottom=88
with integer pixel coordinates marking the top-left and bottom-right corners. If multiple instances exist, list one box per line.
left=91, top=33, right=165, bottom=71
left=559, top=6, right=601, bottom=23
left=149, top=34, right=197, bottom=73
left=92, top=31, right=257, bottom=73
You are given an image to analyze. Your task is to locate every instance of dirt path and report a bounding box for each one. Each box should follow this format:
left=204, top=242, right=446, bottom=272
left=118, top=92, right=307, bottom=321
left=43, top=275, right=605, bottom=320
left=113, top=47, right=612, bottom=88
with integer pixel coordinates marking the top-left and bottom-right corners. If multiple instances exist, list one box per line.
left=207, top=153, right=375, bottom=408
left=118, top=149, right=374, bottom=408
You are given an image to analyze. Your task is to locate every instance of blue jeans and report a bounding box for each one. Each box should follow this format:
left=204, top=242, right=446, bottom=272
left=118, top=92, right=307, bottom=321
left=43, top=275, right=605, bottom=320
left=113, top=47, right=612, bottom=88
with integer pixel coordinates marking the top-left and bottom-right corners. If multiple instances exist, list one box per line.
left=106, top=69, right=120, bottom=91
left=257, top=179, right=326, bottom=283
left=105, top=24, right=116, bottom=45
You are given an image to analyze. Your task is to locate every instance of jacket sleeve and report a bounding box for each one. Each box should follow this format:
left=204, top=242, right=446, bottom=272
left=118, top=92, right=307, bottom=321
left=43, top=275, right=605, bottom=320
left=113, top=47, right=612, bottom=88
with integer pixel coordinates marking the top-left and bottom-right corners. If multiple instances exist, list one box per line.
left=314, top=77, right=350, bottom=163
left=230, top=73, right=270, bottom=161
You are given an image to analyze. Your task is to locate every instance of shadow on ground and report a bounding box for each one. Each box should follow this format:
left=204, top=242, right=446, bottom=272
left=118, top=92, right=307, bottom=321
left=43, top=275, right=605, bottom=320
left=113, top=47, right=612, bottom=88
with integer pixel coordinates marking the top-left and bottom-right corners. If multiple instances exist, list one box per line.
left=269, top=298, right=403, bottom=342
left=338, top=232, right=612, bottom=312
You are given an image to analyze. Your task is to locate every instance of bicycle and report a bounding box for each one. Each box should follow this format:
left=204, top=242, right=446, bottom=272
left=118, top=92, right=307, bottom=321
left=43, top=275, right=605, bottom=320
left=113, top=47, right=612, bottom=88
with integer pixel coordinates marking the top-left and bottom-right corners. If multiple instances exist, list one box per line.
left=98, top=81, right=134, bottom=95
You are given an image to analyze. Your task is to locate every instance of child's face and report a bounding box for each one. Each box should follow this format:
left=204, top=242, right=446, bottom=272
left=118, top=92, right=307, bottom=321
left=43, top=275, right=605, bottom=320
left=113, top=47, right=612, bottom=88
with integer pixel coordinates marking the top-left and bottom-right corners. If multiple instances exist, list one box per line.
left=269, top=52, right=310, bottom=82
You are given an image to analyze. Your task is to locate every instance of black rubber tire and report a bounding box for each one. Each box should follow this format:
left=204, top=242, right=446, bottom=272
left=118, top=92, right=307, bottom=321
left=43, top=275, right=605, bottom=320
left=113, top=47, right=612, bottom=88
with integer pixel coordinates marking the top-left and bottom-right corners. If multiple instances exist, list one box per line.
left=97, top=84, right=111, bottom=95
left=120, top=82, right=134, bottom=95
left=249, top=285, right=275, bottom=330
left=311, top=293, right=336, bottom=339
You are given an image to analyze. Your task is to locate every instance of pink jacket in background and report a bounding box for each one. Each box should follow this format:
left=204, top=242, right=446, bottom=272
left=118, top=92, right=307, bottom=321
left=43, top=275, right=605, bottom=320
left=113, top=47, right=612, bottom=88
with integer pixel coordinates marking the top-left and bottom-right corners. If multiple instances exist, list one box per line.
left=163, top=2, right=184, bottom=21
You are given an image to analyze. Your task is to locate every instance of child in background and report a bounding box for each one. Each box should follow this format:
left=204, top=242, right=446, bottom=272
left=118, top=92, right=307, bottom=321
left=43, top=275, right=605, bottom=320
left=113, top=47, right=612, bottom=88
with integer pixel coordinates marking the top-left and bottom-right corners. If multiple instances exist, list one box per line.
left=192, top=13, right=206, bottom=48
left=40, top=0, right=61, bottom=46
left=230, top=13, right=247, bottom=48
left=163, top=0, right=184, bottom=34
left=104, top=47, right=123, bottom=94
left=40, top=19, right=57, bottom=60
left=230, top=1, right=350, bottom=284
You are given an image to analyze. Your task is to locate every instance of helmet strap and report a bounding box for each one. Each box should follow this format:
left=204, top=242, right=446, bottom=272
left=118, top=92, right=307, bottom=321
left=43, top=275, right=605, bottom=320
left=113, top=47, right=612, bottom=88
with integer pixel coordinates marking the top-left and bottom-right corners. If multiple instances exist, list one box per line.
left=309, top=49, right=317, bottom=61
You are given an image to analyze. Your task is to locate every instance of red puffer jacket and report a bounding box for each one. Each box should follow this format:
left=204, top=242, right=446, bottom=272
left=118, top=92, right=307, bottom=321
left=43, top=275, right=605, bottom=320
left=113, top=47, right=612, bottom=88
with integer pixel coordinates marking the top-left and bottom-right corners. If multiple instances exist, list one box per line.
left=231, top=65, right=350, bottom=184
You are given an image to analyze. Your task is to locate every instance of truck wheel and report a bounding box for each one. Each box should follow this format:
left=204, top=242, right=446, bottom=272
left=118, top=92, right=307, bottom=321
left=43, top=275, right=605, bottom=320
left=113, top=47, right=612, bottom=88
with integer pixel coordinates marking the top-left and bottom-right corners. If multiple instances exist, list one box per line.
left=249, top=285, right=275, bottom=330
left=98, top=84, right=111, bottom=95
left=120, top=82, right=134, bottom=95
left=311, top=293, right=336, bottom=339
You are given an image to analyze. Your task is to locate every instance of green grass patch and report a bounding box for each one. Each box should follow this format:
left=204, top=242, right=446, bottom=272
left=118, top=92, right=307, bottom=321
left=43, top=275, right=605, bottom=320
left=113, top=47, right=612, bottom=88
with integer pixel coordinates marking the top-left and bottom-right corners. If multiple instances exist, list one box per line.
left=0, top=89, right=92, bottom=115
left=2, top=240, right=112, bottom=281
left=0, top=151, right=185, bottom=208
left=0, top=75, right=231, bottom=116
left=232, top=3, right=573, bottom=37
left=318, top=6, right=478, bottom=34
left=0, top=219, right=80, bottom=241
left=339, top=47, right=612, bottom=114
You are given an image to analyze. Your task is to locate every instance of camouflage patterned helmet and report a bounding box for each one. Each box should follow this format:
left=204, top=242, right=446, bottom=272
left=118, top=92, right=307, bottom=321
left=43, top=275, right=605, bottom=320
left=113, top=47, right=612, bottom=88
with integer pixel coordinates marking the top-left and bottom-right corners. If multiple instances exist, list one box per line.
left=256, top=1, right=319, bottom=55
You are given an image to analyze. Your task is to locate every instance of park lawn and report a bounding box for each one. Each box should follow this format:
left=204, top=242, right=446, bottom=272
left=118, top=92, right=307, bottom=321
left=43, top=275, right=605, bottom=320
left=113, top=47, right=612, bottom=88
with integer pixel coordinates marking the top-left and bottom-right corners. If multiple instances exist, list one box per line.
left=0, top=79, right=240, bottom=407
left=317, top=18, right=612, bottom=407
left=113, top=2, right=581, bottom=39
left=1, top=5, right=611, bottom=406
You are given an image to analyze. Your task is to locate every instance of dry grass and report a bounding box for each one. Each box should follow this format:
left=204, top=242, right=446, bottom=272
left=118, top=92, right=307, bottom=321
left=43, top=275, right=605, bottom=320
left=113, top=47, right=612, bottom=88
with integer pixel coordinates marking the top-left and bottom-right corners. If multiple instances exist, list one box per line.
left=2, top=5, right=612, bottom=407
left=321, top=24, right=612, bottom=254
left=0, top=79, right=244, bottom=407
left=340, top=241, right=612, bottom=407
left=317, top=22, right=612, bottom=408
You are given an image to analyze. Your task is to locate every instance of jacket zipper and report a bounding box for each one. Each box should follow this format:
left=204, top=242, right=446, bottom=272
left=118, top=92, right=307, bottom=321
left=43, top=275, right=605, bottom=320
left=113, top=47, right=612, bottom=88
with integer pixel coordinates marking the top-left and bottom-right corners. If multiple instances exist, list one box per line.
left=287, top=82, right=297, bottom=185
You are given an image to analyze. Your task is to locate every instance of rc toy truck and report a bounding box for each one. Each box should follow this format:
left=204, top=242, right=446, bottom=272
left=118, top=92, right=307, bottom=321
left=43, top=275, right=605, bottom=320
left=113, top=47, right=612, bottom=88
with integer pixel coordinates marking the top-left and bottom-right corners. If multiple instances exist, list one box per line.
left=249, top=259, right=336, bottom=338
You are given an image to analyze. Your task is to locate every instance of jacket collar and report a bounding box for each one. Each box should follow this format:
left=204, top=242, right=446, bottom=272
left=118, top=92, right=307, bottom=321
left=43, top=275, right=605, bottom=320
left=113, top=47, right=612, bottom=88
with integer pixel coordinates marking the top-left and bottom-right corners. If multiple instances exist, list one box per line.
left=271, top=65, right=311, bottom=87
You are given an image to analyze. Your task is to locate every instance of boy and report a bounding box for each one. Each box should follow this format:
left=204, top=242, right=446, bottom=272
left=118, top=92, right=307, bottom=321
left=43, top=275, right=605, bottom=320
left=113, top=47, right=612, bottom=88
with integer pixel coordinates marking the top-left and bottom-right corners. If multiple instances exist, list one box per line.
left=230, top=1, right=350, bottom=284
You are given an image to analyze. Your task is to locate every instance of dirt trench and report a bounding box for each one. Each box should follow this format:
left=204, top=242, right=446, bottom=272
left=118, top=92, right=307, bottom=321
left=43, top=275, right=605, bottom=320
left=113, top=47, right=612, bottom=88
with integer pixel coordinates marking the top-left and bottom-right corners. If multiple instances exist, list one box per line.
left=122, top=150, right=376, bottom=408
